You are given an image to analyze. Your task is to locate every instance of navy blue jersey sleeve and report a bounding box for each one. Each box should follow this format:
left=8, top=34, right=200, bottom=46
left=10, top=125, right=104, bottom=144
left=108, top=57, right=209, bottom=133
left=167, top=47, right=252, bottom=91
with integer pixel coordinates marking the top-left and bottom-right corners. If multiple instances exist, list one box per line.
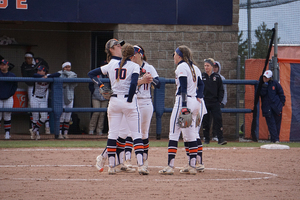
left=196, top=76, right=204, bottom=98
left=179, top=76, right=187, bottom=107
left=48, top=72, right=61, bottom=78
left=33, top=73, right=44, bottom=78
left=152, top=77, right=161, bottom=89
left=127, top=73, right=139, bottom=103
left=88, top=68, right=104, bottom=87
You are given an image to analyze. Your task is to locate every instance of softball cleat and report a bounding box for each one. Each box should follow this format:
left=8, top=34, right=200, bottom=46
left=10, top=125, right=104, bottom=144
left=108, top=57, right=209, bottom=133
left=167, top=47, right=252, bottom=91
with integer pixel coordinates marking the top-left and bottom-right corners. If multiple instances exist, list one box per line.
left=158, top=166, right=174, bottom=175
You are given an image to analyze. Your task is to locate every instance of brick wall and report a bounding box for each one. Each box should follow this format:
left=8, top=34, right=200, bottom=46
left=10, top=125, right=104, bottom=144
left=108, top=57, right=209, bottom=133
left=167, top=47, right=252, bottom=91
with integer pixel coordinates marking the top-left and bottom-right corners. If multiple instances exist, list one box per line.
left=114, top=0, right=239, bottom=139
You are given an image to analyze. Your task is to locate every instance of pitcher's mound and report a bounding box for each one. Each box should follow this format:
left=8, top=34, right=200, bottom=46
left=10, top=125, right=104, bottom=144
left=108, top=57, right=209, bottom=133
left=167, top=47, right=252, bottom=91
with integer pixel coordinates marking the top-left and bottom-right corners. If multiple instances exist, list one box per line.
left=260, top=144, right=290, bottom=150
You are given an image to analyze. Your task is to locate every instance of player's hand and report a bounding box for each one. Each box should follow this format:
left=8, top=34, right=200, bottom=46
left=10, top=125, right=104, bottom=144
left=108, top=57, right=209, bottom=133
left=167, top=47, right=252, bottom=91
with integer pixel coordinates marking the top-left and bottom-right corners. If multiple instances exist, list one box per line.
left=197, top=98, right=202, bottom=103
left=142, top=73, right=153, bottom=84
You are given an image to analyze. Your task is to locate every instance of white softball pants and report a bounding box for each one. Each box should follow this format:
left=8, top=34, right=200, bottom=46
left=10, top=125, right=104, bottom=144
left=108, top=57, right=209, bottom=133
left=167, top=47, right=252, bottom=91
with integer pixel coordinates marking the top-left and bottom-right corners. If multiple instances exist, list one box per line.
left=60, top=100, right=73, bottom=123
left=118, top=98, right=153, bottom=140
left=30, top=96, right=48, bottom=123
left=0, top=97, right=13, bottom=121
left=107, top=95, right=141, bottom=140
left=169, top=95, right=200, bottom=142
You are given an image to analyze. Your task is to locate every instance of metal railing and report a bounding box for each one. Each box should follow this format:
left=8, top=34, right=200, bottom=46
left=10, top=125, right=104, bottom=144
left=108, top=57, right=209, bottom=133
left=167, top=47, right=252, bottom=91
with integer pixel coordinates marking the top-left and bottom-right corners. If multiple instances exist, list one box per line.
left=0, top=77, right=258, bottom=138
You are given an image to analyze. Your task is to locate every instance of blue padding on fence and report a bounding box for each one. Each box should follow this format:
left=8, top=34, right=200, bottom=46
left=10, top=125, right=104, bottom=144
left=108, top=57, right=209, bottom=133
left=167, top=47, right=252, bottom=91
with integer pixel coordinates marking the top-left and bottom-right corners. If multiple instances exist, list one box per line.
left=0, top=108, right=52, bottom=112
left=223, top=79, right=258, bottom=85
left=64, top=108, right=107, bottom=112
left=0, top=77, right=109, bottom=83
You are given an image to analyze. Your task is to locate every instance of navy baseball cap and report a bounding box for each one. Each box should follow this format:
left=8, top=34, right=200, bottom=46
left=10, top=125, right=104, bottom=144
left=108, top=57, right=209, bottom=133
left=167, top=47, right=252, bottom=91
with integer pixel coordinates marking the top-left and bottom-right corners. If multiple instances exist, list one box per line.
left=0, top=59, right=8, bottom=65
left=37, top=65, right=47, bottom=72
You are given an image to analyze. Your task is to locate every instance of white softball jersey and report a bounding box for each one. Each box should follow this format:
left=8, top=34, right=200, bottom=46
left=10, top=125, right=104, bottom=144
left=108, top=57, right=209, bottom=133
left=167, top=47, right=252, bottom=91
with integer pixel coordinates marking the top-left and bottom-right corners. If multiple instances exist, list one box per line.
left=175, top=62, right=198, bottom=97
left=137, top=62, right=159, bottom=99
left=101, top=60, right=140, bottom=95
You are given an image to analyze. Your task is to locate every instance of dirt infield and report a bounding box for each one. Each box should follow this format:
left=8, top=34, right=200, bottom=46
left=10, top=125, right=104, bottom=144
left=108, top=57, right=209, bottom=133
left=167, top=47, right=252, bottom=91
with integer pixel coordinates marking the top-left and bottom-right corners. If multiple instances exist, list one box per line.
left=1, top=146, right=300, bottom=200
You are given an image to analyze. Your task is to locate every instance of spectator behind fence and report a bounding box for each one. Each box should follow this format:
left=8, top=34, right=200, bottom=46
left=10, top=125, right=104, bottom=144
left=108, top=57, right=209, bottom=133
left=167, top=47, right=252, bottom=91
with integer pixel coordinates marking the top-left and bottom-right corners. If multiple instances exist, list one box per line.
left=0, top=59, right=18, bottom=139
left=202, top=58, right=227, bottom=145
left=29, top=65, right=60, bottom=140
left=208, top=60, right=227, bottom=142
left=88, top=67, right=109, bottom=136
left=0, top=55, right=15, bottom=71
left=20, top=52, right=51, bottom=134
left=58, top=61, right=77, bottom=139
left=260, top=70, right=286, bottom=143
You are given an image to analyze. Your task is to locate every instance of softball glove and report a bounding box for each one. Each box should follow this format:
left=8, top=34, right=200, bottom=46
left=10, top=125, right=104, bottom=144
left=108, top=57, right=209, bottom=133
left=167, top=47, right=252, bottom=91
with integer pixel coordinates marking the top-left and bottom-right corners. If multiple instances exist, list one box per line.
left=99, top=85, right=113, bottom=100
left=177, top=107, right=192, bottom=128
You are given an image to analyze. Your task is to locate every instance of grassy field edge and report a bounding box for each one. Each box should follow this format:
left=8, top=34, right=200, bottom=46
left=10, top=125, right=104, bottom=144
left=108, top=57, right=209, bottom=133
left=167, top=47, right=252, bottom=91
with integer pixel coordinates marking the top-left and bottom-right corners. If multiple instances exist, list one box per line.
left=1, top=140, right=300, bottom=148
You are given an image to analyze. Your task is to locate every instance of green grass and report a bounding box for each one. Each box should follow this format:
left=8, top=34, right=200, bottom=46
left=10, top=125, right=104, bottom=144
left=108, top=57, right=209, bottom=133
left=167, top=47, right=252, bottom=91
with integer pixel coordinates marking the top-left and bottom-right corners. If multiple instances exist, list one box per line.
left=1, top=140, right=300, bottom=148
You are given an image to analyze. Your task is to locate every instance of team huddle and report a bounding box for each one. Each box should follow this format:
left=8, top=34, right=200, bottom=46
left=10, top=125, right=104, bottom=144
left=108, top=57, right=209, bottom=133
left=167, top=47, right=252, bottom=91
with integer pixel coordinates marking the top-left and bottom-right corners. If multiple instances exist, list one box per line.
left=88, top=39, right=227, bottom=175
left=0, top=37, right=226, bottom=175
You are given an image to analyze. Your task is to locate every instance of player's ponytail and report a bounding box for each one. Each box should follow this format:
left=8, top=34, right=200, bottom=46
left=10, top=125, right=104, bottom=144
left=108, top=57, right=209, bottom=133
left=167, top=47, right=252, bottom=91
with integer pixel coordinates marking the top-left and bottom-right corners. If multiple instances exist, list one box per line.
left=178, top=45, right=197, bottom=82
left=118, top=44, right=134, bottom=81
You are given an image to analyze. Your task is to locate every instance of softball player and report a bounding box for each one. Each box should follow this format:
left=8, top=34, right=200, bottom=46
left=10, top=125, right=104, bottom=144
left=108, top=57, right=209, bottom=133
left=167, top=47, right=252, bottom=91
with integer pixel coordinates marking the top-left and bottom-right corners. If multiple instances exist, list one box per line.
left=181, top=61, right=206, bottom=173
left=21, top=52, right=51, bottom=134
left=0, top=59, right=18, bottom=140
left=29, top=65, right=60, bottom=140
left=58, top=61, right=77, bottom=139
left=159, top=45, right=202, bottom=175
left=121, top=45, right=161, bottom=169
left=89, top=43, right=148, bottom=175
left=89, top=39, right=128, bottom=173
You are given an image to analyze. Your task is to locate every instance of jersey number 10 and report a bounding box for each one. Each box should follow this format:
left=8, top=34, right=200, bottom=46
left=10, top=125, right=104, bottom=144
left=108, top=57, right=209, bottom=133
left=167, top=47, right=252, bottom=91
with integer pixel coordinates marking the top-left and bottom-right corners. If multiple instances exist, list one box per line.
left=115, top=68, right=127, bottom=80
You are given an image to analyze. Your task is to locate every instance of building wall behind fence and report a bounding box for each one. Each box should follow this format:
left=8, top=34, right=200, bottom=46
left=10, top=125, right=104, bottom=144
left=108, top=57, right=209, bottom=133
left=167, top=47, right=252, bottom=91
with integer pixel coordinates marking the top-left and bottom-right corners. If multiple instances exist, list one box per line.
left=0, top=0, right=239, bottom=138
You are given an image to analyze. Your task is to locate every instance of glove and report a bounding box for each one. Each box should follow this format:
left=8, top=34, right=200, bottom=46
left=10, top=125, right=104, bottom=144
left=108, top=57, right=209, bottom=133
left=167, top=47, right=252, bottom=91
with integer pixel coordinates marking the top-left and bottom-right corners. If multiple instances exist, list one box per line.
left=196, top=113, right=201, bottom=127
left=99, top=85, right=113, bottom=100
left=177, top=107, right=192, bottom=128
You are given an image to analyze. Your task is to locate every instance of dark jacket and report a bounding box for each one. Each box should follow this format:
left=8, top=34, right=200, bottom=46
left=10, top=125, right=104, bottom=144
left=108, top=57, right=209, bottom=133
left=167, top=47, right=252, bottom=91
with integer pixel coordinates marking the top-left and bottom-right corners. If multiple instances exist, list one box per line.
left=260, top=78, right=286, bottom=116
left=0, top=71, right=18, bottom=100
left=202, top=72, right=224, bottom=104
left=20, top=57, right=49, bottom=86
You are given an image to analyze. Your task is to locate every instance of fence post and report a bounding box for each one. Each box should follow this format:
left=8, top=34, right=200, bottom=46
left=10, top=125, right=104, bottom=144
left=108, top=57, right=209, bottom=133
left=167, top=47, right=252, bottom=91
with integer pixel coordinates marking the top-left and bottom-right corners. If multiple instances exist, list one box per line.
left=154, top=77, right=166, bottom=140
left=51, top=78, right=63, bottom=138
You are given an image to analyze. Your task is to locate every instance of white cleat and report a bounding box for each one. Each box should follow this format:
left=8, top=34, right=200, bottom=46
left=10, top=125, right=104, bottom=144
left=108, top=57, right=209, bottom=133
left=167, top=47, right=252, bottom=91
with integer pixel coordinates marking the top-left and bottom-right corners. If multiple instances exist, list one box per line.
left=58, top=133, right=64, bottom=139
left=4, top=132, right=11, bottom=140
left=63, top=133, right=69, bottom=139
left=179, top=165, right=197, bottom=175
left=115, top=163, right=127, bottom=173
left=108, top=166, right=116, bottom=175
left=158, top=166, right=174, bottom=175
left=96, top=154, right=106, bottom=172
left=138, top=165, right=149, bottom=175
left=124, top=159, right=133, bottom=168
left=143, top=159, right=148, bottom=169
left=45, top=127, right=51, bottom=134
left=29, top=129, right=36, bottom=140
left=36, top=134, right=40, bottom=140
left=195, top=163, right=205, bottom=172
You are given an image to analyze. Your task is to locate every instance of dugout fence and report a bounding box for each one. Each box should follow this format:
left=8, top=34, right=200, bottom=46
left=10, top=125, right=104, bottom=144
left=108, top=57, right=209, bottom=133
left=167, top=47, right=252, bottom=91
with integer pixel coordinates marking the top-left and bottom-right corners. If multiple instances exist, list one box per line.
left=0, top=77, right=257, bottom=140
